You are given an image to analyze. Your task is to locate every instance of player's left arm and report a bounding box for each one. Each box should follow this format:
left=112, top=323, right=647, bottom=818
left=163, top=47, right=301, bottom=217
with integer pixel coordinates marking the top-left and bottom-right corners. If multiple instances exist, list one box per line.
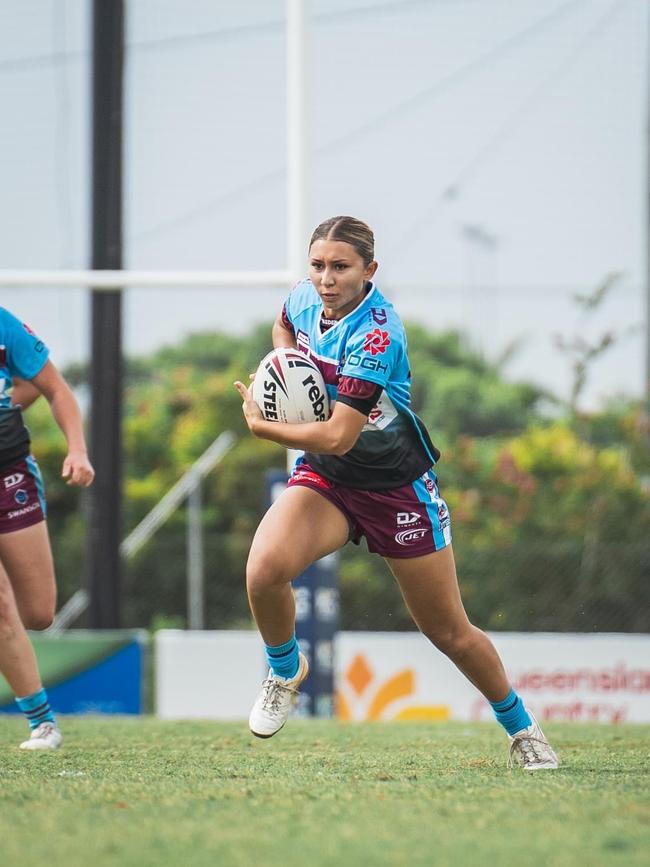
left=11, top=378, right=42, bottom=409
left=233, top=379, right=367, bottom=455
left=29, top=360, right=95, bottom=486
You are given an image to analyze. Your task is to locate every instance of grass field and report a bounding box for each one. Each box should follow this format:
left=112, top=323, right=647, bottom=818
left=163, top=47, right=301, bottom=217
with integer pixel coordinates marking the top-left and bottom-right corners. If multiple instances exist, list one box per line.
left=0, top=717, right=648, bottom=867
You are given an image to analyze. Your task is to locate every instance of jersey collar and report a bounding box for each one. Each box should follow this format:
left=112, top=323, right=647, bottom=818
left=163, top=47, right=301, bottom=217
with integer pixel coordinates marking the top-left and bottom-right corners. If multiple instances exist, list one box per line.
left=317, top=282, right=379, bottom=333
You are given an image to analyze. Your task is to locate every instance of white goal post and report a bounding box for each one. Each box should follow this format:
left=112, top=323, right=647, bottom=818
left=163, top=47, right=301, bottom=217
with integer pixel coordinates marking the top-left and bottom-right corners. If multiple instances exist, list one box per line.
left=0, top=270, right=295, bottom=289
left=0, top=0, right=308, bottom=292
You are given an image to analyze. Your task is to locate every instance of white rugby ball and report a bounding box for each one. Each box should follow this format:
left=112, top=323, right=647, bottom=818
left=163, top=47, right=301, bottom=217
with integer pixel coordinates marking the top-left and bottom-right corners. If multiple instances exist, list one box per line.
left=252, top=347, right=329, bottom=424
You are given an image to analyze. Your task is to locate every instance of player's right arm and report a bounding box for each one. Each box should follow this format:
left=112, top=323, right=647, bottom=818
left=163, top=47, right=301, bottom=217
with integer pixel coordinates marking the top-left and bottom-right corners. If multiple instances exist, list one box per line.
left=11, top=378, right=42, bottom=409
left=271, top=305, right=297, bottom=349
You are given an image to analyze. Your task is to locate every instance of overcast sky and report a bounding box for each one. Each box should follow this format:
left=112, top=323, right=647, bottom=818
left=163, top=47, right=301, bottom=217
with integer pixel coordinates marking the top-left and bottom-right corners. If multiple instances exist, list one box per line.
left=1, top=0, right=647, bottom=408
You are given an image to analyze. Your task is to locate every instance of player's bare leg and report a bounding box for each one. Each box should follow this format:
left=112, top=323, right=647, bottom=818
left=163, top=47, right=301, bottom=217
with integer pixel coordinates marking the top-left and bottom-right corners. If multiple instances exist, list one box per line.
left=246, top=485, right=349, bottom=737
left=1, top=522, right=56, bottom=630
left=387, top=546, right=558, bottom=769
left=0, top=524, right=62, bottom=749
left=247, top=485, right=349, bottom=644
left=0, top=558, right=43, bottom=696
left=387, top=546, right=510, bottom=700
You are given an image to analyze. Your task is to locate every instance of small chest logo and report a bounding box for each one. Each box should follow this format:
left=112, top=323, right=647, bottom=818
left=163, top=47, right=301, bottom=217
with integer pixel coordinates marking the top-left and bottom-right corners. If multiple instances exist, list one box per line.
left=363, top=328, right=391, bottom=356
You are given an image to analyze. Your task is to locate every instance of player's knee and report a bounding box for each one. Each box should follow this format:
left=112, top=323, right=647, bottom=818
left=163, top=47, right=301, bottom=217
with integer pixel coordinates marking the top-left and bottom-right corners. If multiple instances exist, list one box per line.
left=246, top=550, right=291, bottom=594
left=21, top=605, right=55, bottom=631
left=425, top=624, right=475, bottom=659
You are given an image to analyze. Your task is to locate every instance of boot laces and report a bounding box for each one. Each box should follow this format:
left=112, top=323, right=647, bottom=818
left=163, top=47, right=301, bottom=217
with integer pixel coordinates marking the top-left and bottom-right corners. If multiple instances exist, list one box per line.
left=260, top=675, right=297, bottom=713
left=508, top=730, right=552, bottom=769
left=32, top=721, right=57, bottom=739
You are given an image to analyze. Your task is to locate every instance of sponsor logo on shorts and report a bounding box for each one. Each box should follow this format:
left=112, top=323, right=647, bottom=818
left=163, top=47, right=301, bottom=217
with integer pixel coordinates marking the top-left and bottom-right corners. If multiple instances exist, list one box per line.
left=14, top=489, right=28, bottom=505
left=362, top=328, right=391, bottom=356
left=290, top=469, right=333, bottom=490
left=424, top=477, right=435, bottom=494
left=438, top=503, right=449, bottom=522
left=7, top=502, right=40, bottom=520
left=396, top=511, right=421, bottom=526
left=4, top=472, right=24, bottom=490
left=395, top=528, right=430, bottom=546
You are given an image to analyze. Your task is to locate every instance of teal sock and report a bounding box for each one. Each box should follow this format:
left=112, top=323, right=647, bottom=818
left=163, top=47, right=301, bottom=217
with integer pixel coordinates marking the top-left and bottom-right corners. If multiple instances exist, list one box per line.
left=15, top=688, right=56, bottom=730
left=265, top=634, right=300, bottom=679
left=490, top=688, right=531, bottom=736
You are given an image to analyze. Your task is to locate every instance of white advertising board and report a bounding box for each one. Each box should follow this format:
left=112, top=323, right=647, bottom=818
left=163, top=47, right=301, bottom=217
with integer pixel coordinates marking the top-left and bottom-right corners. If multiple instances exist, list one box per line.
left=155, top=630, right=650, bottom=723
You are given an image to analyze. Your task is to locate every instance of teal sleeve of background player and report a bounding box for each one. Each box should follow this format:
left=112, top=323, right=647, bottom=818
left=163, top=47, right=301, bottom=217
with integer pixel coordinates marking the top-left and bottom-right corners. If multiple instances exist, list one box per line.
left=2, top=309, right=49, bottom=380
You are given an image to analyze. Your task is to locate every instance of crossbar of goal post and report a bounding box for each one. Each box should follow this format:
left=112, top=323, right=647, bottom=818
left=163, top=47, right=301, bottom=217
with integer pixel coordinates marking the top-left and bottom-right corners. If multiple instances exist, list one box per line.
left=0, top=270, right=294, bottom=289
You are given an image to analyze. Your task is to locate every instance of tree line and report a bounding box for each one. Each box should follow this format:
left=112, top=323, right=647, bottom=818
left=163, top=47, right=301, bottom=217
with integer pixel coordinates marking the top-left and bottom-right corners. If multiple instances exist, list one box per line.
left=28, top=322, right=650, bottom=633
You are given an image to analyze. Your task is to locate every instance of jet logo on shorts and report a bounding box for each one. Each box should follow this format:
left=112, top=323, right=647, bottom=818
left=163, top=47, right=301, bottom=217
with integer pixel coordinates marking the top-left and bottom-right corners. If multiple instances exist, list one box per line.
left=395, top=528, right=430, bottom=546
left=4, top=472, right=24, bottom=490
left=396, top=511, right=421, bottom=526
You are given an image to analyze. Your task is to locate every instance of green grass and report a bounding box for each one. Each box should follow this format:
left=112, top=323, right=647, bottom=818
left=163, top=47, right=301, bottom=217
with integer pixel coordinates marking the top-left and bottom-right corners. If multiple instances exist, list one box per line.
left=0, top=718, right=648, bottom=867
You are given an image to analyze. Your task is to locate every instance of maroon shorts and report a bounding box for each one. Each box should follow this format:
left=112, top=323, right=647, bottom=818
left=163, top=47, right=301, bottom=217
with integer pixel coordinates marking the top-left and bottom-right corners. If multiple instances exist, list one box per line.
left=287, top=461, right=452, bottom=559
left=0, top=456, right=47, bottom=534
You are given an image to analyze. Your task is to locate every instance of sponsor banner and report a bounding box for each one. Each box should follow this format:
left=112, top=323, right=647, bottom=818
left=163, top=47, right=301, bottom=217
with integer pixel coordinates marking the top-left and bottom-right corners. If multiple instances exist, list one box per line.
left=155, top=630, right=650, bottom=723
left=156, top=630, right=264, bottom=720
left=0, top=630, right=146, bottom=715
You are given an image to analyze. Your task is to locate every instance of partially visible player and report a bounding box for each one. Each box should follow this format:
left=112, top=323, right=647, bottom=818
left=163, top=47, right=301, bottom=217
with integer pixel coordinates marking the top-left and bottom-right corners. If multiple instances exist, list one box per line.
left=234, top=215, right=558, bottom=770
left=0, top=308, right=94, bottom=749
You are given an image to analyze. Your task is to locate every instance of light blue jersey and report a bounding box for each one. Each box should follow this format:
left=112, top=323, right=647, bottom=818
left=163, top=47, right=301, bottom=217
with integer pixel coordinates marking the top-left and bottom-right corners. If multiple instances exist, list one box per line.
left=0, top=308, right=49, bottom=468
left=283, top=280, right=439, bottom=490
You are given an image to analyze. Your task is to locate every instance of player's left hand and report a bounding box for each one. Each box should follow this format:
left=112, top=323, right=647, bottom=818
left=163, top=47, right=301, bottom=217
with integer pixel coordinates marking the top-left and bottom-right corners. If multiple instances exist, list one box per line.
left=62, top=451, right=95, bottom=487
left=233, top=379, right=264, bottom=432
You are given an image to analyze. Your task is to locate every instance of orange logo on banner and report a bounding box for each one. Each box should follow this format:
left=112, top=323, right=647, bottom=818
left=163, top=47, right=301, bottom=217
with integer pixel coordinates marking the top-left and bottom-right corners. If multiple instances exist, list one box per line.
left=336, top=653, right=450, bottom=721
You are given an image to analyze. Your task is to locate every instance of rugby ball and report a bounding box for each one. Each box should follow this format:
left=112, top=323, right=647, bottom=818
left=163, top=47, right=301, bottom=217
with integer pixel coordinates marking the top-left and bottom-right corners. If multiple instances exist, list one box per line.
left=252, top=347, right=329, bottom=424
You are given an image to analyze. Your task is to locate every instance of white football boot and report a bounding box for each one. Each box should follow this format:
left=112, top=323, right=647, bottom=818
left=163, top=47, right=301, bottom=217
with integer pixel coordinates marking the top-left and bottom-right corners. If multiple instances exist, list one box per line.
left=249, top=652, right=309, bottom=738
left=19, top=721, right=63, bottom=751
left=508, top=711, right=558, bottom=770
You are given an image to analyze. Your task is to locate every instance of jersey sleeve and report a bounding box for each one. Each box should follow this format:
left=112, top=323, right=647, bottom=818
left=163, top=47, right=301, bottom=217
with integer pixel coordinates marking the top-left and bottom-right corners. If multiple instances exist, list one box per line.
left=336, top=376, right=383, bottom=415
left=339, top=322, right=401, bottom=389
left=280, top=302, right=294, bottom=333
left=1, top=309, right=49, bottom=380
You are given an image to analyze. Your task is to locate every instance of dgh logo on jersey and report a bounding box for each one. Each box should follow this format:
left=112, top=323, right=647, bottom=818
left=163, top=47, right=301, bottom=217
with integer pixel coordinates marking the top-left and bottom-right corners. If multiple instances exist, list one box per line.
left=363, top=328, right=391, bottom=356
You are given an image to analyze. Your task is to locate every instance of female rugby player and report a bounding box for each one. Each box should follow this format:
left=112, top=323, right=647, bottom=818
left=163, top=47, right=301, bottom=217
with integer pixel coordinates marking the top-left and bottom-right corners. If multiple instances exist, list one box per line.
left=1, top=308, right=94, bottom=749
left=234, top=216, right=557, bottom=770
